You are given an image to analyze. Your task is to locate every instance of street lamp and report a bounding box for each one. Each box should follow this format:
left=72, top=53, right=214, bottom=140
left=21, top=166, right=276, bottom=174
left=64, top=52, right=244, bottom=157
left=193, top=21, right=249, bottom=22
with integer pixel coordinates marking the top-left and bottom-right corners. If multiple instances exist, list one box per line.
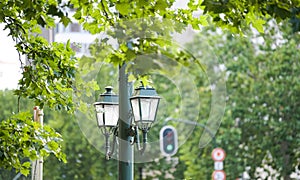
left=94, top=83, right=160, bottom=161
left=130, top=86, right=161, bottom=131
left=94, top=86, right=119, bottom=130
left=94, top=86, right=119, bottom=159
left=130, top=85, right=161, bottom=153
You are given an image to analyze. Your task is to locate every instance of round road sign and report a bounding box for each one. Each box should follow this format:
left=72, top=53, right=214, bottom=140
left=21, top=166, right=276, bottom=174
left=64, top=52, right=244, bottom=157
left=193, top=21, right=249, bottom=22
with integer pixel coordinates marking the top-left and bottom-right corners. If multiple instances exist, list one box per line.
left=212, top=170, right=226, bottom=180
left=212, top=148, right=226, bottom=161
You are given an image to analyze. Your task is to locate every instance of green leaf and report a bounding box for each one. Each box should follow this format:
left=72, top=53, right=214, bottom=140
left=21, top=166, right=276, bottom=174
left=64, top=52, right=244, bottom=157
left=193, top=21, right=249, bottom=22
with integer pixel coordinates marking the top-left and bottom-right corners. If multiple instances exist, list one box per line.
left=20, top=168, right=30, bottom=176
left=128, top=74, right=136, bottom=82
left=116, top=3, right=130, bottom=15
left=48, top=141, right=59, bottom=151
left=199, top=15, right=209, bottom=26
left=23, top=148, right=30, bottom=157
left=73, top=10, right=82, bottom=20
left=60, top=16, right=71, bottom=27
left=252, top=18, right=265, bottom=33
left=22, top=161, right=31, bottom=168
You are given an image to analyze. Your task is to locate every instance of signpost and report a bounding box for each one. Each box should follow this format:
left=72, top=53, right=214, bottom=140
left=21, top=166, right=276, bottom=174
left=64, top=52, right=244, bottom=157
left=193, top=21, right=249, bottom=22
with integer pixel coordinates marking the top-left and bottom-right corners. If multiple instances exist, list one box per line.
left=212, top=148, right=226, bottom=180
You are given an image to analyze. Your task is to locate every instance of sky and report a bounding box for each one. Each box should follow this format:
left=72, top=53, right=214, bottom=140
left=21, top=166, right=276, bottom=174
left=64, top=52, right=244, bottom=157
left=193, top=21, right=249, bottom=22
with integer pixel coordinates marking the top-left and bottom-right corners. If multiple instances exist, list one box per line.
left=0, top=24, right=19, bottom=63
left=0, top=24, right=22, bottom=90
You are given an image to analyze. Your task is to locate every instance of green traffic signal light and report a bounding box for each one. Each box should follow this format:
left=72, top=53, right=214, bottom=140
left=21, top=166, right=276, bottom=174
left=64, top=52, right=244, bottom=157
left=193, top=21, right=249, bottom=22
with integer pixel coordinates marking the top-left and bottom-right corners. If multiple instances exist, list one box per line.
left=160, top=125, right=178, bottom=156
left=167, top=144, right=173, bottom=151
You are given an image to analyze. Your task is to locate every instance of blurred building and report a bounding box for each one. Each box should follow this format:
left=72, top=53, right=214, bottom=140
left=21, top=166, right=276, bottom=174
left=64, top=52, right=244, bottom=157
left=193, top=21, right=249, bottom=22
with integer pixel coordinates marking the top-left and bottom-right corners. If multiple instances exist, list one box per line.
left=54, top=21, right=97, bottom=57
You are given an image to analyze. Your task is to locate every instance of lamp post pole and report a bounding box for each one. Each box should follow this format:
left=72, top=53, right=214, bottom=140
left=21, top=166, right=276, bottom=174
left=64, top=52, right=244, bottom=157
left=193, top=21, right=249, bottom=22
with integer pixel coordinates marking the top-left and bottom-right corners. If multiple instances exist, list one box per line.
left=118, top=64, right=134, bottom=180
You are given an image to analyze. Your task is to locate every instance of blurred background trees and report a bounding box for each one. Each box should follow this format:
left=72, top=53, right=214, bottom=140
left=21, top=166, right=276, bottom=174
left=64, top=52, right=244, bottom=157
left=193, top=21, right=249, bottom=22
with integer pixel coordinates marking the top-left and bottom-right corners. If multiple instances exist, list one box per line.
left=179, top=20, right=300, bottom=179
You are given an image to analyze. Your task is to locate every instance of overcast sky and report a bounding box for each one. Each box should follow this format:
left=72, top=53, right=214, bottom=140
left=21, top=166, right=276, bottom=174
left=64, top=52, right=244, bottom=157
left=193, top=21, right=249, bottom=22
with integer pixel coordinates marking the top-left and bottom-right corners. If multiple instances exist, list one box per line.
left=0, top=24, right=22, bottom=90
left=0, top=24, right=19, bottom=63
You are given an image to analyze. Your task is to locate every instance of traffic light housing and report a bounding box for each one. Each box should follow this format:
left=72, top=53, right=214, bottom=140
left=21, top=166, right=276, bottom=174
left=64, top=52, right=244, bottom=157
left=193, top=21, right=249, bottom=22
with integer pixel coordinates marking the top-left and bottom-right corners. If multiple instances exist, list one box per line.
left=160, top=125, right=178, bottom=156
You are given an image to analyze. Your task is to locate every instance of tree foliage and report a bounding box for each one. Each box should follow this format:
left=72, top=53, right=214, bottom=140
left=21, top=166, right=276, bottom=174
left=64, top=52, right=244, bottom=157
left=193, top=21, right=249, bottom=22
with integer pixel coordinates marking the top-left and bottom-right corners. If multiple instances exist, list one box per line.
left=1, top=0, right=76, bottom=111
left=0, top=104, right=66, bottom=177
left=202, top=0, right=300, bottom=33
left=180, top=21, right=300, bottom=179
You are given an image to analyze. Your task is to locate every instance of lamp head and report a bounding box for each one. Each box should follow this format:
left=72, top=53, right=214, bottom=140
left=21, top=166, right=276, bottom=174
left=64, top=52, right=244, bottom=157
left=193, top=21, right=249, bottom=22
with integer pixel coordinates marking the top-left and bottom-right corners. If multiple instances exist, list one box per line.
left=130, top=85, right=161, bottom=130
left=94, top=86, right=119, bottom=129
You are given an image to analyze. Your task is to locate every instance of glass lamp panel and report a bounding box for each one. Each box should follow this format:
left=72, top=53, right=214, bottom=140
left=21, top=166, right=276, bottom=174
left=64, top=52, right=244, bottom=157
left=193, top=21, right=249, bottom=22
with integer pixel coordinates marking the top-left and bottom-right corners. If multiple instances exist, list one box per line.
left=95, top=104, right=118, bottom=127
left=104, top=105, right=119, bottom=126
left=140, top=98, right=159, bottom=122
left=95, top=104, right=105, bottom=127
left=131, top=98, right=141, bottom=121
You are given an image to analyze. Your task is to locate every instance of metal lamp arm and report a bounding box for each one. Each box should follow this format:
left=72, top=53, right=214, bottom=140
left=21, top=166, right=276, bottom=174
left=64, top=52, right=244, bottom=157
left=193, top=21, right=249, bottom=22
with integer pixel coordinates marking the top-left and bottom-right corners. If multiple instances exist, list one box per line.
left=140, top=130, right=148, bottom=154
left=104, top=133, right=111, bottom=160
left=104, top=127, right=118, bottom=160
left=134, top=126, right=147, bottom=155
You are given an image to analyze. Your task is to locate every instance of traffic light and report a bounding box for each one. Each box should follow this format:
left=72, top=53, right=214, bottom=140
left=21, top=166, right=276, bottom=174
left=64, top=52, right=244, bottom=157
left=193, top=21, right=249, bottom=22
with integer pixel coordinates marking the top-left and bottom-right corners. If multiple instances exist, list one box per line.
left=160, top=125, right=178, bottom=156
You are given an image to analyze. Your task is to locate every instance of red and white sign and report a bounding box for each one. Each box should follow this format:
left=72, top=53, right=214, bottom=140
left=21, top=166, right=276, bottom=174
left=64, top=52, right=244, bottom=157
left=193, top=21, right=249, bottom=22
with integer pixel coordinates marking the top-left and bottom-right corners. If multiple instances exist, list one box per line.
left=212, top=148, right=226, bottom=161
left=212, top=170, right=226, bottom=180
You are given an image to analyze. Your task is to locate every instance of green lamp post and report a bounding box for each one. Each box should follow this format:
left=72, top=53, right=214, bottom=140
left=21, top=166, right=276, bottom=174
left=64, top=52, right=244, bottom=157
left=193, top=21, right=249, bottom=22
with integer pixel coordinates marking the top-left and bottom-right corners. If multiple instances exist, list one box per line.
left=94, top=65, right=161, bottom=180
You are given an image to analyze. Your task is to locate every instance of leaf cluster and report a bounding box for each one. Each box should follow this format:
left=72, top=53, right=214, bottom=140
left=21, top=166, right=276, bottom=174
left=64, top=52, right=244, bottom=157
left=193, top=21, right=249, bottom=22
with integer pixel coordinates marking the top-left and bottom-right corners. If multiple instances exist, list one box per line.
left=0, top=112, right=66, bottom=176
left=70, top=0, right=207, bottom=84
left=1, top=0, right=77, bottom=111
left=202, top=0, right=300, bottom=33
left=15, top=39, right=76, bottom=111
